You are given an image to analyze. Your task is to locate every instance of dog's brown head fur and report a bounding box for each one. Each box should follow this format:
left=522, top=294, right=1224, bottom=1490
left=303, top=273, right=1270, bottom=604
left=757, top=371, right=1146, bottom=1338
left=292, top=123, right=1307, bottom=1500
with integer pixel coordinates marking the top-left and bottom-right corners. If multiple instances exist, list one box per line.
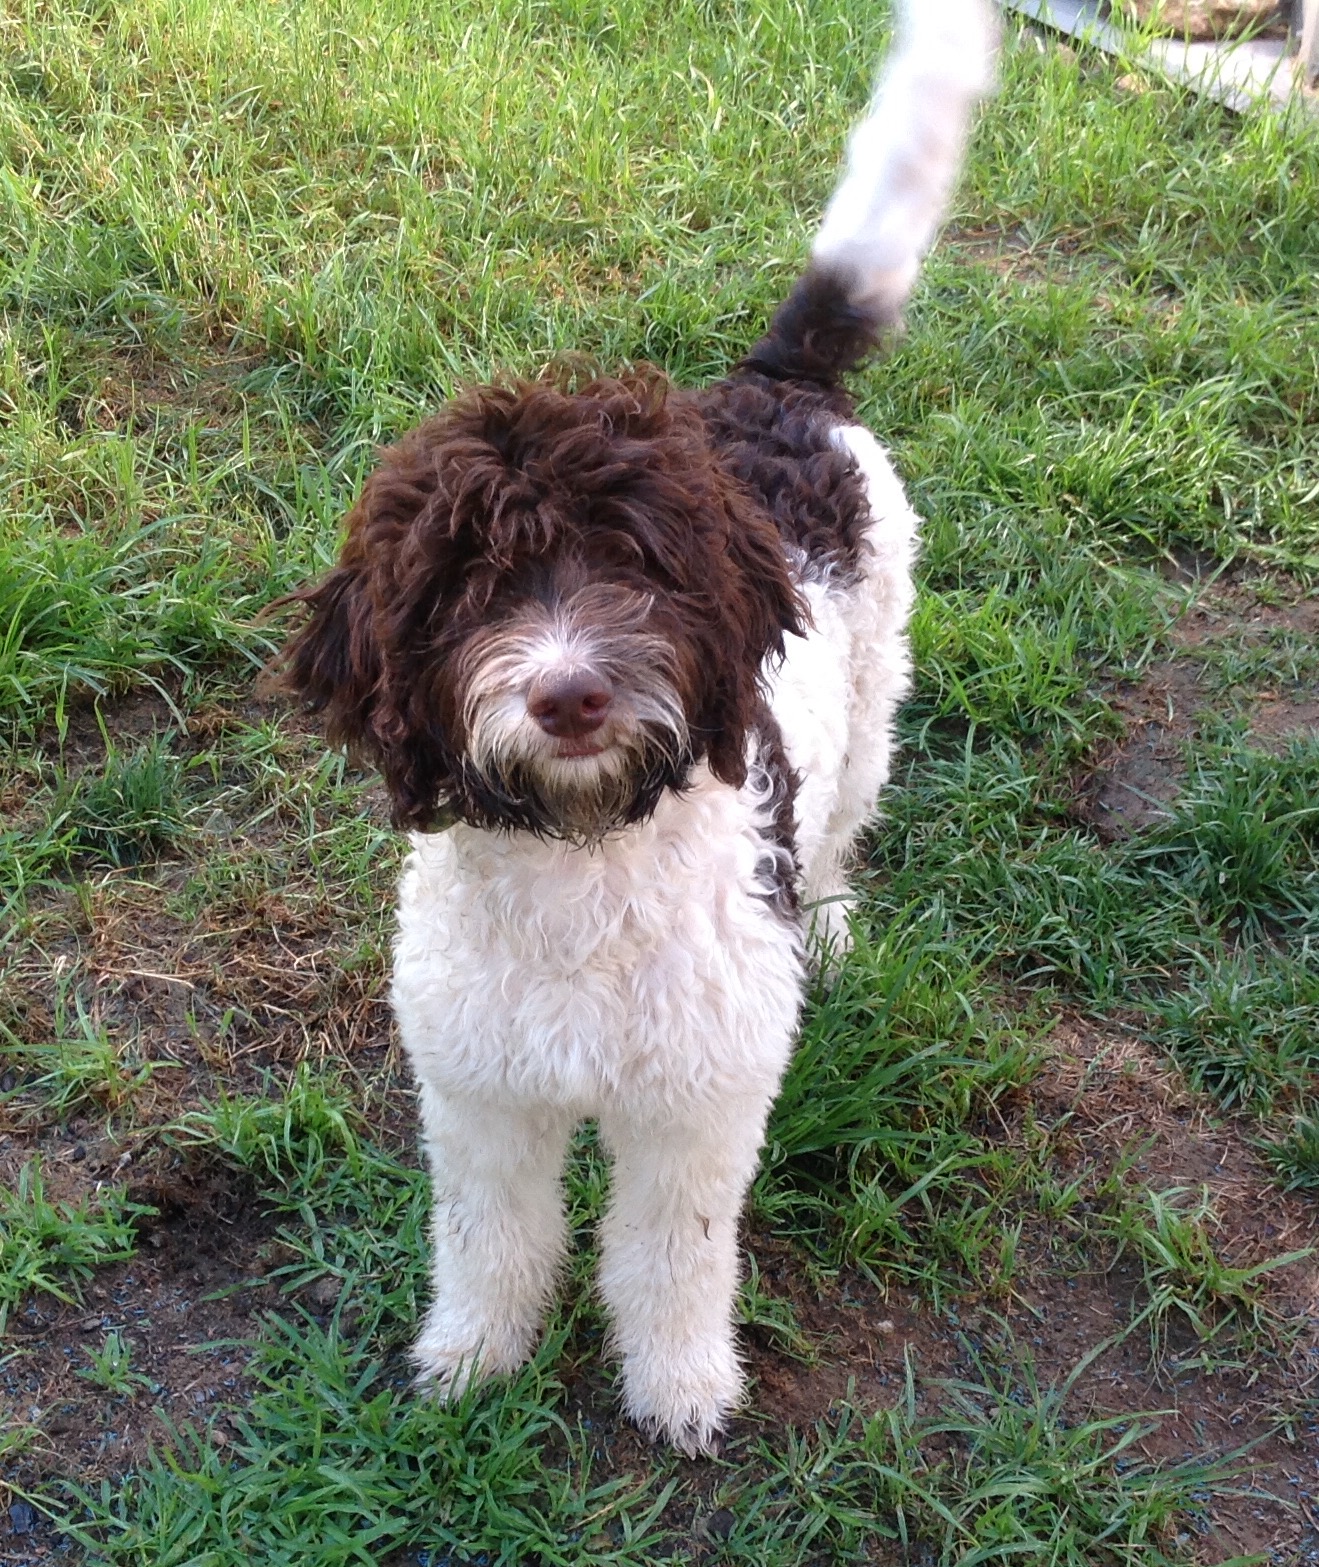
left=277, top=370, right=804, bottom=839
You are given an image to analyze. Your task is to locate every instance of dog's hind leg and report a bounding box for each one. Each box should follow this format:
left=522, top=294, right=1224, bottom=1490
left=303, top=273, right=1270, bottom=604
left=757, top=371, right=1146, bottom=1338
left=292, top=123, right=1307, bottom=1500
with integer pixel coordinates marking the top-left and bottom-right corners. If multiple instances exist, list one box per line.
left=597, top=1099, right=770, bottom=1455
left=411, top=1086, right=575, bottom=1395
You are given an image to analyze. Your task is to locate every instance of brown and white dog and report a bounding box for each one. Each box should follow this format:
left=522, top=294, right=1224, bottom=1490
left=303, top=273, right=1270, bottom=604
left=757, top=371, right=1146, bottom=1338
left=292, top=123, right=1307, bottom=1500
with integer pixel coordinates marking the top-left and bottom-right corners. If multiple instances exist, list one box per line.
left=279, top=0, right=996, bottom=1454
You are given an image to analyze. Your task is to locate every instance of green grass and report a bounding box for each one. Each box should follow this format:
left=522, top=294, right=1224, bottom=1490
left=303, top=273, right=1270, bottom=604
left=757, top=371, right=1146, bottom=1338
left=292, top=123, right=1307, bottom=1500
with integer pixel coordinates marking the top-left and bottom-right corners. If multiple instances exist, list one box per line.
left=1262, top=1111, right=1319, bottom=1194
left=0, top=1165, right=148, bottom=1333
left=759, top=914, right=1032, bottom=1300
left=53, top=735, right=191, bottom=866
left=873, top=1343, right=1232, bottom=1566
left=1150, top=947, right=1319, bottom=1111
left=3, top=0, right=1319, bottom=1561
left=74, top=1331, right=156, bottom=1397
left=1130, top=740, right=1319, bottom=936
left=2, top=987, right=168, bottom=1121
left=1102, top=1185, right=1310, bottom=1361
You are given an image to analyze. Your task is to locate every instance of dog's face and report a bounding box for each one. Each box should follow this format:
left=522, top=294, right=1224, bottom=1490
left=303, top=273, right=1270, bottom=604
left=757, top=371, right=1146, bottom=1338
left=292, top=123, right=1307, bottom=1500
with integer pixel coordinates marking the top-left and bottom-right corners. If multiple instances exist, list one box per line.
left=279, top=373, right=803, bottom=841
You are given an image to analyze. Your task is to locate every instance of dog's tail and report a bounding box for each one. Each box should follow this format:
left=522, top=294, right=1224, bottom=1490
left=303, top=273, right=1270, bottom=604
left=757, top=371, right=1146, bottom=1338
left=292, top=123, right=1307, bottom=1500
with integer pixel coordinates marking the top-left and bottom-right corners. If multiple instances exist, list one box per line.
left=740, top=0, right=997, bottom=389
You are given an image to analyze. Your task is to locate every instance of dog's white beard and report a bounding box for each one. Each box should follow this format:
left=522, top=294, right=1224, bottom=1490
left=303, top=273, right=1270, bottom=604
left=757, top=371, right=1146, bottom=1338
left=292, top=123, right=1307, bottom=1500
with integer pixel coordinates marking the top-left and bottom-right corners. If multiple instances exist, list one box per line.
left=458, top=613, right=691, bottom=841
left=455, top=725, right=693, bottom=843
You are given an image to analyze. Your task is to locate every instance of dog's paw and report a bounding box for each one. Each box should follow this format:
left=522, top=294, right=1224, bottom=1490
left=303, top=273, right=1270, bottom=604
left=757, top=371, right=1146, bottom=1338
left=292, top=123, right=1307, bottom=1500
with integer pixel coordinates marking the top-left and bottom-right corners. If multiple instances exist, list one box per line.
left=410, top=1345, right=488, bottom=1400
left=620, top=1340, right=744, bottom=1457
left=410, top=1311, right=533, bottom=1399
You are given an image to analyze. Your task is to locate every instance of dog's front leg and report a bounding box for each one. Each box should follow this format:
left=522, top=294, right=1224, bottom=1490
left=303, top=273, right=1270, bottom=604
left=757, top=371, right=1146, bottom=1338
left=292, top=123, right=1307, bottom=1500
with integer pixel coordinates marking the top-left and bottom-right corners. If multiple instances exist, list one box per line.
left=411, top=1084, right=574, bottom=1395
left=597, top=1101, right=769, bottom=1455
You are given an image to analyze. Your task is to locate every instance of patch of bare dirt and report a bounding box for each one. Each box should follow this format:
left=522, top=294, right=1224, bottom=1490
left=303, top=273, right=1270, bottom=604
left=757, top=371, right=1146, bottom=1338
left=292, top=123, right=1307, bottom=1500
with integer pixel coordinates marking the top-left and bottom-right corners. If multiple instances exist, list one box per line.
left=1252, top=691, right=1319, bottom=746
left=43, top=692, right=185, bottom=768
left=1170, top=583, right=1319, bottom=649
left=81, top=874, right=390, bottom=1066
left=63, top=350, right=268, bottom=443
left=1080, top=658, right=1209, bottom=839
left=5, top=694, right=397, bottom=1099
left=5, top=780, right=396, bottom=1116
left=0, top=1152, right=285, bottom=1562
left=1015, top=1021, right=1319, bottom=1565
left=741, top=1240, right=958, bottom=1427
left=947, top=223, right=1054, bottom=283
left=1076, top=577, right=1319, bottom=839
left=1038, top=1023, right=1319, bottom=1288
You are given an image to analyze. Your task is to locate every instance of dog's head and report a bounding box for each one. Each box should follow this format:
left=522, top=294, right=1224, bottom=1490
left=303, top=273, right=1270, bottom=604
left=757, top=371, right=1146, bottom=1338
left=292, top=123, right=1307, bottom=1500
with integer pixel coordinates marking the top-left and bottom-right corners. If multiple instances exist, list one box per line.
left=277, top=372, right=804, bottom=841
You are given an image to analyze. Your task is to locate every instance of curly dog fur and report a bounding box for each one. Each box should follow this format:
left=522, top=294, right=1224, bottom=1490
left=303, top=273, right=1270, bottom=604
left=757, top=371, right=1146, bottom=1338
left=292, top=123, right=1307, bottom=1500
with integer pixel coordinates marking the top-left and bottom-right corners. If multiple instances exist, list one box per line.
left=277, top=0, right=996, bottom=1453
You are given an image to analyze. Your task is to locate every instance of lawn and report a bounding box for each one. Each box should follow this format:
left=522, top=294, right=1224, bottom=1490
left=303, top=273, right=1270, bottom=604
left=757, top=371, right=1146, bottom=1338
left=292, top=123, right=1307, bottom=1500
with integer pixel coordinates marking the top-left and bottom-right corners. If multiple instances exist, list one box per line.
left=2, top=1, right=1318, bottom=1563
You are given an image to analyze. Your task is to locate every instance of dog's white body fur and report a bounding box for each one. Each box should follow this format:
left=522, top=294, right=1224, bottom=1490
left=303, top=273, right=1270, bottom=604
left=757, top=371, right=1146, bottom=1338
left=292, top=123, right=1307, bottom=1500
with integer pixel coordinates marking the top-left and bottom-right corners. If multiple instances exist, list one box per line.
left=393, top=428, right=919, bottom=1449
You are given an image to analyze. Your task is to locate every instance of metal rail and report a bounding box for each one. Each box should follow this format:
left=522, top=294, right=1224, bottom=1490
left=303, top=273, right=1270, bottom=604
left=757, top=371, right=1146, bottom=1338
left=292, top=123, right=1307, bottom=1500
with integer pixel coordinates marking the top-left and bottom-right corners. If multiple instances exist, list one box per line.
left=1002, top=0, right=1318, bottom=111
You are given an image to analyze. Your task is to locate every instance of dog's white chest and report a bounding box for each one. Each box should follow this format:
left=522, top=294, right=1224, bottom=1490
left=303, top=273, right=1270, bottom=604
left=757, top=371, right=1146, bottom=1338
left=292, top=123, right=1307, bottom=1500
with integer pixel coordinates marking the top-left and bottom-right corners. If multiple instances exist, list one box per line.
left=392, top=767, right=804, bottom=1116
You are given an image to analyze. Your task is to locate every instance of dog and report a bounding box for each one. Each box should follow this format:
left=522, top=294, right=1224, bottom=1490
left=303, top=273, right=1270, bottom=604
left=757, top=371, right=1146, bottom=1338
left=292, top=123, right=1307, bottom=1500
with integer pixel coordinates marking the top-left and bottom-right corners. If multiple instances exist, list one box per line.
left=277, top=0, right=996, bottom=1455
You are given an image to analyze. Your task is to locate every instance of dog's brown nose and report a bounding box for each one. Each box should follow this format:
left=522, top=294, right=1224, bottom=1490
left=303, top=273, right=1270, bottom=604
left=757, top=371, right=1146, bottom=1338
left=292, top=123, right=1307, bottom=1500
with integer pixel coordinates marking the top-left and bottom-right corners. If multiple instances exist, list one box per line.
left=527, top=673, right=613, bottom=738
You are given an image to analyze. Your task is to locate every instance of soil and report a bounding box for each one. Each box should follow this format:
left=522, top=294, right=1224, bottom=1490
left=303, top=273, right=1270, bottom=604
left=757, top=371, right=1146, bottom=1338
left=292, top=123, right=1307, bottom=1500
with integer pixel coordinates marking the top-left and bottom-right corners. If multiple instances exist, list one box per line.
left=7, top=694, right=397, bottom=1101
left=1, top=1157, right=278, bottom=1464
left=1080, top=657, right=1208, bottom=840
left=0, top=1146, right=284, bottom=1566
left=1075, top=574, right=1319, bottom=840
left=1020, top=1021, right=1319, bottom=1565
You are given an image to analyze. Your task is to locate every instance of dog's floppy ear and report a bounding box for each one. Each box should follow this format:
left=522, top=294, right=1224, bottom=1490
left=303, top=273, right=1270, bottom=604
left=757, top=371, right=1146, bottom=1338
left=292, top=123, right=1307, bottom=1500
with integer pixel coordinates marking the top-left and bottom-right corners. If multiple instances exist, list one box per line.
left=690, top=476, right=806, bottom=792
left=279, top=549, right=380, bottom=753
left=272, top=457, right=460, bottom=831
left=599, top=383, right=806, bottom=793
